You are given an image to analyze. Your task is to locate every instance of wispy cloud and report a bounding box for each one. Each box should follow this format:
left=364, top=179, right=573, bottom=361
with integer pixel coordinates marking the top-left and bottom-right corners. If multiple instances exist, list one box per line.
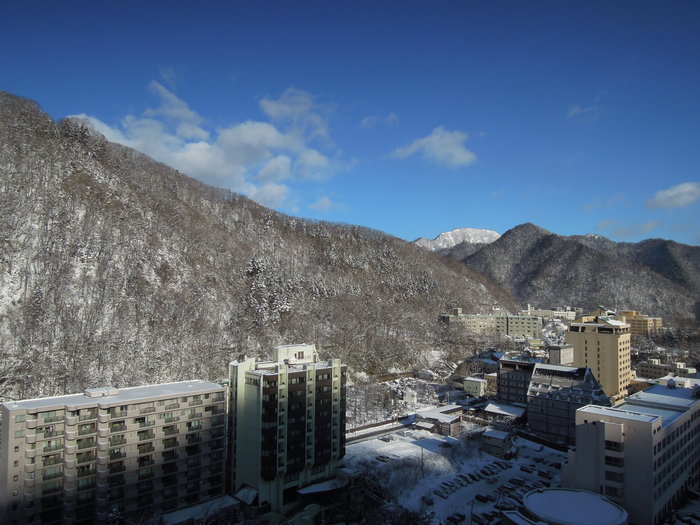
left=70, top=83, right=339, bottom=210
left=581, top=193, right=624, bottom=212
left=567, top=95, right=603, bottom=122
left=647, top=182, right=700, bottom=209
left=390, top=126, right=476, bottom=168
left=360, top=112, right=399, bottom=129
left=309, top=195, right=345, bottom=213
left=597, top=219, right=661, bottom=239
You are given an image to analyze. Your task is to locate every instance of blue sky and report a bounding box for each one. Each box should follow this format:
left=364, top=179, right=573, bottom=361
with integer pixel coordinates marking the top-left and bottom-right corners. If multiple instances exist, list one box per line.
left=2, top=1, right=699, bottom=244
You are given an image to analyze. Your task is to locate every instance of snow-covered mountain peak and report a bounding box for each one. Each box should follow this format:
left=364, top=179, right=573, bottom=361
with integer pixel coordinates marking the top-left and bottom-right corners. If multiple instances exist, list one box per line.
left=414, top=227, right=501, bottom=251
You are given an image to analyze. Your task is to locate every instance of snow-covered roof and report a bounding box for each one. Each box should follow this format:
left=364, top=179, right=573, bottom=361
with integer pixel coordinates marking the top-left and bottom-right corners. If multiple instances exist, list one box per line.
left=483, top=402, right=525, bottom=418
left=417, top=404, right=462, bottom=423
left=483, top=428, right=510, bottom=440
left=2, top=380, right=224, bottom=411
left=233, top=486, right=258, bottom=505
left=162, top=495, right=239, bottom=525
left=523, top=488, right=628, bottom=525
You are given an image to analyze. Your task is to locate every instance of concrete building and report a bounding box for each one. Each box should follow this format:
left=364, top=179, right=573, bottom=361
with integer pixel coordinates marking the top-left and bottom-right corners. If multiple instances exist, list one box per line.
left=562, top=382, right=700, bottom=525
left=637, top=359, right=696, bottom=380
left=497, top=355, right=539, bottom=406
left=0, top=381, right=227, bottom=525
left=526, top=364, right=610, bottom=444
left=228, top=344, right=346, bottom=518
left=619, top=310, right=662, bottom=337
left=485, top=373, right=498, bottom=396
left=521, top=305, right=579, bottom=321
left=566, top=312, right=632, bottom=399
left=462, top=377, right=487, bottom=397
left=439, top=308, right=543, bottom=339
left=548, top=344, right=574, bottom=366
left=480, top=428, right=513, bottom=458
left=415, top=405, right=463, bottom=437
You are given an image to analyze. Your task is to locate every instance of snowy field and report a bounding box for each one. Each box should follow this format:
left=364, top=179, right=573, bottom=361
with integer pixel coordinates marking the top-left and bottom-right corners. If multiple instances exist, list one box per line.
left=344, top=425, right=567, bottom=524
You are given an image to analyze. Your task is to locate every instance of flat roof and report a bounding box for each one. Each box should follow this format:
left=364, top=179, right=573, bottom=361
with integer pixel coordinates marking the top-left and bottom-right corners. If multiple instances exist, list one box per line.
left=2, top=380, right=223, bottom=412
left=578, top=404, right=659, bottom=424
left=523, top=488, right=628, bottom=525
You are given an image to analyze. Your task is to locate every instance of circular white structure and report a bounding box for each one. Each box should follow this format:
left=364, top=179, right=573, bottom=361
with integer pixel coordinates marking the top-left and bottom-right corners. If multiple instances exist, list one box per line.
left=521, top=488, right=628, bottom=525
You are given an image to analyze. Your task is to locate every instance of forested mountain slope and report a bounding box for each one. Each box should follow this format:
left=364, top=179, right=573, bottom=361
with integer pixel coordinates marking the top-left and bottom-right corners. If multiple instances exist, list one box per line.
left=0, top=92, right=516, bottom=401
left=451, top=223, right=698, bottom=324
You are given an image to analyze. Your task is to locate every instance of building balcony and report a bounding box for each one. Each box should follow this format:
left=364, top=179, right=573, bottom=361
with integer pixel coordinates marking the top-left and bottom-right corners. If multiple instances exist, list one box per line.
left=25, top=434, right=37, bottom=445
left=98, top=413, right=110, bottom=423
left=65, top=416, right=78, bottom=426
left=65, top=430, right=77, bottom=441
left=26, top=418, right=38, bottom=429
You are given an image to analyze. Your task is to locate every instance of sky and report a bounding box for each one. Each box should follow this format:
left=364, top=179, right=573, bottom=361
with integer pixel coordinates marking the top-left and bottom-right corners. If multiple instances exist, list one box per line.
left=2, top=1, right=699, bottom=245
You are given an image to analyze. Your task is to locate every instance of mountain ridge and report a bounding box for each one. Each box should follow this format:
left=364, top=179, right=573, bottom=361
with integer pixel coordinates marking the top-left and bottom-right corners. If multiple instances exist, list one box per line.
left=0, top=91, right=517, bottom=401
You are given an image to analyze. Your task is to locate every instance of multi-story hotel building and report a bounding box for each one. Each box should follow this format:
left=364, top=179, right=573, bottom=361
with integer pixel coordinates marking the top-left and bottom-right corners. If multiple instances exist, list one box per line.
left=0, top=381, right=227, bottom=525
left=562, top=382, right=700, bottom=525
left=228, top=344, right=346, bottom=517
left=439, top=308, right=543, bottom=339
left=637, top=359, right=696, bottom=380
left=566, top=312, right=632, bottom=399
left=526, top=364, right=610, bottom=444
left=619, top=310, right=663, bottom=337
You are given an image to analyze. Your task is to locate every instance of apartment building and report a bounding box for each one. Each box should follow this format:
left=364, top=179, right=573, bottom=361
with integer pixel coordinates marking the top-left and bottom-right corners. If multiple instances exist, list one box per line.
left=566, top=313, right=632, bottom=399
left=526, top=364, right=610, bottom=444
left=0, top=381, right=227, bottom=525
left=562, top=383, right=700, bottom=525
left=521, top=304, right=579, bottom=321
left=439, top=308, right=543, bottom=339
left=228, top=344, right=346, bottom=517
left=637, top=359, right=697, bottom=380
left=619, top=310, right=663, bottom=337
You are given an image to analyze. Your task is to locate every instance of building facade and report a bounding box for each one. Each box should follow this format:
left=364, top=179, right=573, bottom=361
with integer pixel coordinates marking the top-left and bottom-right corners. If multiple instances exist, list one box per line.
left=228, top=344, right=346, bottom=517
left=619, top=310, right=662, bottom=337
left=497, top=356, right=538, bottom=406
left=526, top=364, right=610, bottom=444
left=562, top=383, right=700, bottom=525
left=566, top=313, right=632, bottom=399
left=439, top=309, right=543, bottom=339
left=637, top=359, right=696, bottom=380
left=0, top=381, right=227, bottom=525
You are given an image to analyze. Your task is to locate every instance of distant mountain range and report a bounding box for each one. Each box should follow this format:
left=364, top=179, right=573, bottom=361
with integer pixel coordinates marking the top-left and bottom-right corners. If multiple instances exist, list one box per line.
left=414, top=227, right=501, bottom=251
left=0, top=92, right=517, bottom=401
left=429, top=223, right=700, bottom=324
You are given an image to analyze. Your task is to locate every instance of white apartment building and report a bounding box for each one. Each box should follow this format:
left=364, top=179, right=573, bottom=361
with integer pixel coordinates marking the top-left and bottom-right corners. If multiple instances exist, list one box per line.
left=562, top=382, right=700, bottom=525
left=228, top=344, right=346, bottom=517
left=0, top=380, right=227, bottom=525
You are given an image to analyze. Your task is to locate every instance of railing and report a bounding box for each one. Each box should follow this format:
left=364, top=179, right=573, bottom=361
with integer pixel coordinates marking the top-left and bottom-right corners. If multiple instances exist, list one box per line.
left=139, top=421, right=155, bottom=428
left=109, top=436, right=126, bottom=447
left=138, top=432, right=155, bottom=442
left=140, top=407, right=156, bottom=415
left=164, top=416, right=180, bottom=424
left=164, top=426, right=179, bottom=436
left=109, top=423, right=126, bottom=433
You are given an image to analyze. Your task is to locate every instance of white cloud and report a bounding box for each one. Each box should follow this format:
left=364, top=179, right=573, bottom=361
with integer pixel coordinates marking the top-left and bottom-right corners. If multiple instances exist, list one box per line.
left=309, top=195, right=345, bottom=213
left=260, top=87, right=329, bottom=141
left=597, top=220, right=661, bottom=239
left=391, top=126, right=476, bottom=168
left=68, top=84, right=341, bottom=211
left=647, top=182, right=700, bottom=209
left=360, top=112, right=399, bottom=129
left=567, top=96, right=603, bottom=122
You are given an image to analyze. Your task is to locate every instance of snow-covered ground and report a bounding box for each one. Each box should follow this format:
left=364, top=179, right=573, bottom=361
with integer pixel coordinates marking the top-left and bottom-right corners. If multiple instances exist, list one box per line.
left=344, top=424, right=567, bottom=524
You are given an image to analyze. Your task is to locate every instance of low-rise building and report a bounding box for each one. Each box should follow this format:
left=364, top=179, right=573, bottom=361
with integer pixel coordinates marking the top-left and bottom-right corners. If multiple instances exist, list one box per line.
left=520, top=305, right=579, bottom=321
left=462, top=377, right=487, bottom=397
left=637, top=359, right=696, bottom=379
left=0, top=381, right=227, bottom=525
left=548, top=344, right=574, bottom=366
left=480, top=428, right=513, bottom=457
left=526, top=364, right=610, bottom=444
left=485, top=372, right=498, bottom=396
left=562, top=382, right=700, bottom=525
left=415, top=405, right=463, bottom=437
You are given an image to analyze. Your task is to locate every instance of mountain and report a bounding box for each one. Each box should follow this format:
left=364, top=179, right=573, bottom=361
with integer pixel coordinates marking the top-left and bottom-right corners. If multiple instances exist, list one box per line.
left=0, top=92, right=517, bottom=402
left=449, top=223, right=699, bottom=324
left=414, top=227, right=500, bottom=251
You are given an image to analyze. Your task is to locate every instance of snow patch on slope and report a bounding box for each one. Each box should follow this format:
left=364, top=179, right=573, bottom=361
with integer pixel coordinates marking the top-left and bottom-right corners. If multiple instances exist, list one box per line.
left=414, top=228, right=501, bottom=251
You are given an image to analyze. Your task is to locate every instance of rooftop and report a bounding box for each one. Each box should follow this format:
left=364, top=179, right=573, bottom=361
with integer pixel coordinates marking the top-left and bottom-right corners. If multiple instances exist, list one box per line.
left=523, top=488, right=628, bottom=525
left=2, top=380, right=223, bottom=412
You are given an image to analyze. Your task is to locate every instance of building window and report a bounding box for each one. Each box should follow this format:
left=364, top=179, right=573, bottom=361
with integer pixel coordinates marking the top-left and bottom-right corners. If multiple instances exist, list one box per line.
left=14, top=415, right=26, bottom=423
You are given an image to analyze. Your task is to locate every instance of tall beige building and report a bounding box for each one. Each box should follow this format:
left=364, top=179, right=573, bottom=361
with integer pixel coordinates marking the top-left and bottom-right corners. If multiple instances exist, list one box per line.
left=619, top=310, right=662, bottom=336
left=562, top=382, right=700, bottom=525
left=0, top=381, right=227, bottom=525
left=228, top=344, right=346, bottom=518
left=567, top=313, right=631, bottom=399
